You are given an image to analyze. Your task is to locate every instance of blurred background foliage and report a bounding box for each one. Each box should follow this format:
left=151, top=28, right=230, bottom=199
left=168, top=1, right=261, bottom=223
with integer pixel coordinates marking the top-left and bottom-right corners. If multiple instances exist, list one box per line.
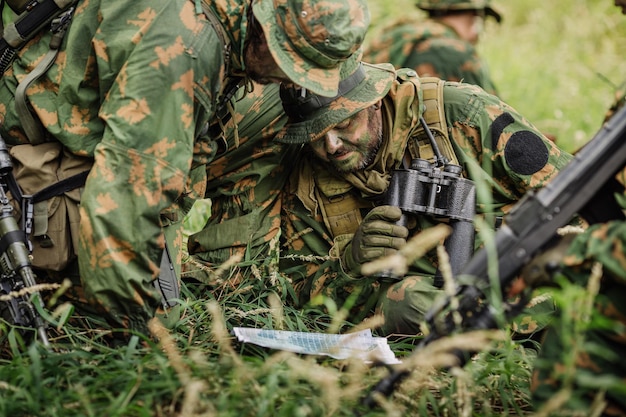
left=365, top=0, right=626, bottom=153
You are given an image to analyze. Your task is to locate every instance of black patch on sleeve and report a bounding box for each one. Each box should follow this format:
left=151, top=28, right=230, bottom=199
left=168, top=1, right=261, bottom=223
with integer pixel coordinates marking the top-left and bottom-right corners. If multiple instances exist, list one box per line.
left=491, top=112, right=515, bottom=149
left=504, top=131, right=549, bottom=175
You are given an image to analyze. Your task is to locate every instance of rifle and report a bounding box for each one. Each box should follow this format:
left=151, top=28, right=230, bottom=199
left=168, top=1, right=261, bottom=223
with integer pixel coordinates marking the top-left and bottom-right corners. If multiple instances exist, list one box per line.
left=0, top=135, right=49, bottom=347
left=361, top=104, right=626, bottom=408
left=0, top=0, right=77, bottom=76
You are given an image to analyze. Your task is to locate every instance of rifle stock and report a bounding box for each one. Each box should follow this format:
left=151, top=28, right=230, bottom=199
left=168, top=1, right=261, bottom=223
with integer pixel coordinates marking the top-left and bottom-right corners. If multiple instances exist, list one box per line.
left=0, top=135, right=49, bottom=347
left=361, top=104, right=626, bottom=409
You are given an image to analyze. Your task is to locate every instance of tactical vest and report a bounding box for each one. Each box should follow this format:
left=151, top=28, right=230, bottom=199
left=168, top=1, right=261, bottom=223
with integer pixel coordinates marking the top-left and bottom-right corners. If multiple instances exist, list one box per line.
left=316, top=76, right=459, bottom=239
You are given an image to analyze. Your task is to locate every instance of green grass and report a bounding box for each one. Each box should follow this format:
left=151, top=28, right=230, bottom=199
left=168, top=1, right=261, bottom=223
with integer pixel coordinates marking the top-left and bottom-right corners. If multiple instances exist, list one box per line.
left=2, top=267, right=604, bottom=417
left=0, top=279, right=538, bottom=417
left=2, top=1, right=625, bottom=416
left=479, top=0, right=626, bottom=153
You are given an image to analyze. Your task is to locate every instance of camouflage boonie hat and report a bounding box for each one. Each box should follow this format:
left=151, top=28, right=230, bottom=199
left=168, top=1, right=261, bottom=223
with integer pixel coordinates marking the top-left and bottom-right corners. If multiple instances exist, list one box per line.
left=275, top=53, right=396, bottom=144
left=416, top=0, right=502, bottom=23
left=252, top=0, right=370, bottom=97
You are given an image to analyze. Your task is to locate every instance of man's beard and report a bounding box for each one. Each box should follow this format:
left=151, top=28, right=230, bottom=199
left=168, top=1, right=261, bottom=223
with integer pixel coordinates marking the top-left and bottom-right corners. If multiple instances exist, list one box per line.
left=354, top=134, right=382, bottom=171
left=332, top=110, right=384, bottom=174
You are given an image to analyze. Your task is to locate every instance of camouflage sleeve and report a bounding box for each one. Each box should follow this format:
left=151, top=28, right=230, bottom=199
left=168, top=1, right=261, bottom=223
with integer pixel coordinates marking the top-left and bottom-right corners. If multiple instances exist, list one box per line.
left=404, top=38, right=498, bottom=96
left=441, top=82, right=573, bottom=216
left=77, top=1, right=223, bottom=333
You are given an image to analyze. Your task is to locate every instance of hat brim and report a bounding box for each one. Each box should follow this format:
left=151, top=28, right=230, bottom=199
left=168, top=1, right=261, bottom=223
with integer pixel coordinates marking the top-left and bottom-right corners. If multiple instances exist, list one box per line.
left=485, top=6, right=502, bottom=23
left=252, top=1, right=341, bottom=97
left=275, top=63, right=396, bottom=144
left=417, top=4, right=502, bottom=23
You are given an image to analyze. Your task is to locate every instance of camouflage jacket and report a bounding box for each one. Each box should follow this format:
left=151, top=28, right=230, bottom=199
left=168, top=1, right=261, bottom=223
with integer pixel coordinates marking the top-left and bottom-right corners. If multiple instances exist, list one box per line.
left=186, top=83, right=295, bottom=275
left=281, top=70, right=572, bottom=307
left=363, top=17, right=498, bottom=96
left=0, top=0, right=248, bottom=333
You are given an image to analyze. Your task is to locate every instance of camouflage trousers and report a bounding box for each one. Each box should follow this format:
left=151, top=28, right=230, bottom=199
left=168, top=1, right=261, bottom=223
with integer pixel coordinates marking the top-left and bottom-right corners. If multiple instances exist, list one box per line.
left=374, top=275, right=440, bottom=336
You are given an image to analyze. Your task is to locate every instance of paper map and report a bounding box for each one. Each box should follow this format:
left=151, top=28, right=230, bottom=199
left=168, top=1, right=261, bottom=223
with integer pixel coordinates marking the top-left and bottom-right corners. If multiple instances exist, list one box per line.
left=232, top=327, right=400, bottom=364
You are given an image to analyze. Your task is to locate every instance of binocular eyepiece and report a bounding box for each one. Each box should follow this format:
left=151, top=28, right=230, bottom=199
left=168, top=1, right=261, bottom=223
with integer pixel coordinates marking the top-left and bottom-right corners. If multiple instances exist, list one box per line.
left=381, top=158, right=476, bottom=285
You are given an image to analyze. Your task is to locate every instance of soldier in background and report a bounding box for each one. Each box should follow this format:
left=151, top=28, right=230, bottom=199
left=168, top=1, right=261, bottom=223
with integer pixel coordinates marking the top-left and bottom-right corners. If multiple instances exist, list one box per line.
left=364, top=0, right=501, bottom=96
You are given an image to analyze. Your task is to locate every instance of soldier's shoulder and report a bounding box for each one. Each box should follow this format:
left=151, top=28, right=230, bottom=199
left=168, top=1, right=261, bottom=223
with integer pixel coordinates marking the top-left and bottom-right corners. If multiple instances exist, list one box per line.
left=372, top=17, right=447, bottom=43
left=441, top=81, right=498, bottom=112
left=443, top=81, right=489, bottom=96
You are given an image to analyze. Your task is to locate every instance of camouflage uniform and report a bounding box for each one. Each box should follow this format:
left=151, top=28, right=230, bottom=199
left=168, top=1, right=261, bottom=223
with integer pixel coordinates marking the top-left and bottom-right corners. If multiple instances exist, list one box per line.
left=363, top=0, right=501, bottom=95
left=0, top=0, right=369, bottom=336
left=186, top=83, right=294, bottom=276
left=276, top=58, right=572, bottom=335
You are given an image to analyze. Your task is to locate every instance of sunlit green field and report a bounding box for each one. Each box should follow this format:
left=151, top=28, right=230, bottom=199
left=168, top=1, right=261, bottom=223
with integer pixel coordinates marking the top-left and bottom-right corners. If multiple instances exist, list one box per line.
left=367, top=0, right=626, bottom=153
left=1, top=2, right=624, bottom=417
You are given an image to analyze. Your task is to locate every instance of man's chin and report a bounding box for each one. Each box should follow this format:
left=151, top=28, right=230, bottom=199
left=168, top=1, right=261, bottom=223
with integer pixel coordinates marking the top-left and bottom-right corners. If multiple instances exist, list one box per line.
left=330, top=156, right=360, bottom=173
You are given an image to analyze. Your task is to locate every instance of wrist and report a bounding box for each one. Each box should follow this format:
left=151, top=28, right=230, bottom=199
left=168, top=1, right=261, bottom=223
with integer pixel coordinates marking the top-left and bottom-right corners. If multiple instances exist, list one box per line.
left=340, top=241, right=362, bottom=278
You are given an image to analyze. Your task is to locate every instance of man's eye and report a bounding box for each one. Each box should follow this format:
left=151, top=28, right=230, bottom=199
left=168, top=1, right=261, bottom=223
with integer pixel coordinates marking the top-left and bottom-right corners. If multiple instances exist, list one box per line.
left=310, top=138, right=324, bottom=148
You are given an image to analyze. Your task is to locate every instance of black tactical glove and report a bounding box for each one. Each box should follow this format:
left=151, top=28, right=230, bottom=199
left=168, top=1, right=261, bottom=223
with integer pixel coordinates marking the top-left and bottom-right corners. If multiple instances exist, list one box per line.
left=341, top=205, right=409, bottom=277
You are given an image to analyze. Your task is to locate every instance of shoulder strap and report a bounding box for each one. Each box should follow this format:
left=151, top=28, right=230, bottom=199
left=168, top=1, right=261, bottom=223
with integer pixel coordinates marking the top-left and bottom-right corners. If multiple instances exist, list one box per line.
left=406, top=76, right=460, bottom=166
left=199, top=1, right=231, bottom=78
left=0, top=0, right=77, bottom=75
left=14, top=5, right=76, bottom=145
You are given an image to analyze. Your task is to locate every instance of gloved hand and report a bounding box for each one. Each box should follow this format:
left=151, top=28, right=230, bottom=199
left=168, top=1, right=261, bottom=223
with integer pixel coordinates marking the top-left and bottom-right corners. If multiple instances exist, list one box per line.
left=341, top=205, right=409, bottom=277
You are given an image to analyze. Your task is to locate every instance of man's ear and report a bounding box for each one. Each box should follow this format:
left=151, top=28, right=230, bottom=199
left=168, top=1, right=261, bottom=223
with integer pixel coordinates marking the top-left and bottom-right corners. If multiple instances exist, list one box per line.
left=372, top=100, right=382, bottom=110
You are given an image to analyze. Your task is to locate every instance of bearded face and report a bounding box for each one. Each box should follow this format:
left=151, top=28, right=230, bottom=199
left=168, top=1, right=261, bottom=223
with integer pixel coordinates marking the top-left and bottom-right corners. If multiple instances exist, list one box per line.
left=309, top=104, right=383, bottom=173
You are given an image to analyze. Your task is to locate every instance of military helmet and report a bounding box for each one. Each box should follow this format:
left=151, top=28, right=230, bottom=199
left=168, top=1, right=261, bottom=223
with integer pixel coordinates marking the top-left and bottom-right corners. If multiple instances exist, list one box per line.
left=252, top=0, right=371, bottom=98
left=416, top=0, right=502, bottom=23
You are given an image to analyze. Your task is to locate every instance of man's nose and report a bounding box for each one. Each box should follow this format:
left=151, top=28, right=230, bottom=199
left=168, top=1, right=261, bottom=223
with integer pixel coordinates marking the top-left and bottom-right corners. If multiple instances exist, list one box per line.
left=324, top=131, right=342, bottom=154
